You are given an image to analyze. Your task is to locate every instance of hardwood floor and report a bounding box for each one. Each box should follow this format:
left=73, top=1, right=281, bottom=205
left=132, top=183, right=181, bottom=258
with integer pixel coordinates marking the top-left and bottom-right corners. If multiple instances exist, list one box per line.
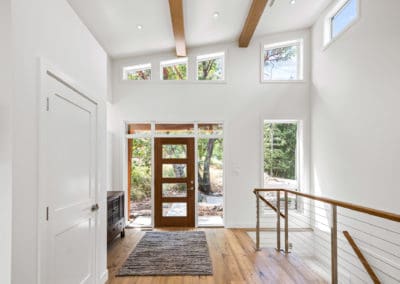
left=107, top=228, right=327, bottom=284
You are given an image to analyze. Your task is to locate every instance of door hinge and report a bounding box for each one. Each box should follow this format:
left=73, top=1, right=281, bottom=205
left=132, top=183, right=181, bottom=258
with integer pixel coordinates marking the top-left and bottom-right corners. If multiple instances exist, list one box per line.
left=46, top=206, right=49, bottom=221
left=46, top=97, right=50, bottom=111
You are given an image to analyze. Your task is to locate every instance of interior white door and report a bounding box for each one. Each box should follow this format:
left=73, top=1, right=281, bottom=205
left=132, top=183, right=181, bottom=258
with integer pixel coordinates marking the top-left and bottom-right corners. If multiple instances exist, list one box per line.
left=43, top=74, right=97, bottom=284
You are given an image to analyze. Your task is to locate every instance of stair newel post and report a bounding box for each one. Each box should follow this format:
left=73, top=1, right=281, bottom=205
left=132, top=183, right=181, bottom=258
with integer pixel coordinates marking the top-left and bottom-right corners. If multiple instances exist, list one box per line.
left=256, top=190, right=260, bottom=251
left=331, top=204, right=338, bottom=284
left=284, top=191, right=289, bottom=253
left=276, top=190, right=281, bottom=252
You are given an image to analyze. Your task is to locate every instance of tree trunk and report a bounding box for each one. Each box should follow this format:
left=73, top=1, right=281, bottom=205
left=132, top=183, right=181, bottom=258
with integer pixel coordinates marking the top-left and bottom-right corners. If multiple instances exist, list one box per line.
left=198, top=139, right=216, bottom=195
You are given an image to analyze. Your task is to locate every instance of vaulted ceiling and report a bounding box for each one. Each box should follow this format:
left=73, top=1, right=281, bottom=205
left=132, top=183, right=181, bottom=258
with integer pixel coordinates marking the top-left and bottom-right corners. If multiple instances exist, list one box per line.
left=68, top=0, right=332, bottom=58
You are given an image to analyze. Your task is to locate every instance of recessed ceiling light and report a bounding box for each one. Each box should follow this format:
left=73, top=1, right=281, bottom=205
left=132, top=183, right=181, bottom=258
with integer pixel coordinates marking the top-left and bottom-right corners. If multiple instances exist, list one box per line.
left=290, top=0, right=296, bottom=4
left=137, top=25, right=143, bottom=30
left=213, top=12, right=220, bottom=19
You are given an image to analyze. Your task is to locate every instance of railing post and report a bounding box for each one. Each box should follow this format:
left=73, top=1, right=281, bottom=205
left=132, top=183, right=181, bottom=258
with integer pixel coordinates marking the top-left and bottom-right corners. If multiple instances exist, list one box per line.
left=284, top=191, right=289, bottom=254
left=256, top=191, right=260, bottom=251
left=276, top=190, right=281, bottom=252
left=331, top=205, right=338, bottom=284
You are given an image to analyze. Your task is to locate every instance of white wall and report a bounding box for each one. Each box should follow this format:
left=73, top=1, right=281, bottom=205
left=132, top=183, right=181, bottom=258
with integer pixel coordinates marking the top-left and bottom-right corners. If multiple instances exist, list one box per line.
left=11, top=0, right=108, bottom=283
left=311, top=0, right=400, bottom=212
left=0, top=0, right=13, bottom=283
left=110, top=29, right=311, bottom=228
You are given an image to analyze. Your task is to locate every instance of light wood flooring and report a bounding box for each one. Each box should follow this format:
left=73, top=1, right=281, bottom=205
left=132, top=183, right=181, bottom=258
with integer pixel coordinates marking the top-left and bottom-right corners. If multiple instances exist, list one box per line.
left=107, top=228, right=327, bottom=284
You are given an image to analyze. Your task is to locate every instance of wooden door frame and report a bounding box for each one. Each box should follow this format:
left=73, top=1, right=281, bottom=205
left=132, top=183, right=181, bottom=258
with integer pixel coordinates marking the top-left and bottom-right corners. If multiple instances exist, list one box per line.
left=154, top=137, right=195, bottom=227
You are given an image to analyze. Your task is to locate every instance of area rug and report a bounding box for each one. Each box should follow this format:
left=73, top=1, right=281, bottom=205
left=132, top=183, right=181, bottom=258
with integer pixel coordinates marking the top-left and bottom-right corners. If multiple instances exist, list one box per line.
left=117, top=231, right=213, bottom=276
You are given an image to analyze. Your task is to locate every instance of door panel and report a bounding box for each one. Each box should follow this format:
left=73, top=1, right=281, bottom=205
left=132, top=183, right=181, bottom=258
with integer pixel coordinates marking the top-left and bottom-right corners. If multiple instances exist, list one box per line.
left=155, top=138, right=195, bottom=227
left=44, top=76, right=97, bottom=284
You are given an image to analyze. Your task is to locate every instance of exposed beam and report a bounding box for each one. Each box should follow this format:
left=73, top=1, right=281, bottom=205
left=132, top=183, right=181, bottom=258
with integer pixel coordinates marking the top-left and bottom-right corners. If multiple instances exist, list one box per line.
left=168, top=0, right=186, bottom=57
left=239, top=0, right=269, bottom=48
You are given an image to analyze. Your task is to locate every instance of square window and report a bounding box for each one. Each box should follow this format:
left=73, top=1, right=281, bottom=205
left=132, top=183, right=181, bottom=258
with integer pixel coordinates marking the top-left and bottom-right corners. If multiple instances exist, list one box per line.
left=262, top=41, right=302, bottom=82
left=123, top=63, right=151, bottom=80
left=160, top=58, right=188, bottom=80
left=196, top=52, right=225, bottom=81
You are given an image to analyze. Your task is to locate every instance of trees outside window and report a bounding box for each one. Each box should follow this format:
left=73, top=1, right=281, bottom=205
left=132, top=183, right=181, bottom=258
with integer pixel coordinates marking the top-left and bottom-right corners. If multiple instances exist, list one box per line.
left=123, top=64, right=151, bottom=80
left=160, top=59, right=188, bottom=80
left=197, top=52, right=224, bottom=81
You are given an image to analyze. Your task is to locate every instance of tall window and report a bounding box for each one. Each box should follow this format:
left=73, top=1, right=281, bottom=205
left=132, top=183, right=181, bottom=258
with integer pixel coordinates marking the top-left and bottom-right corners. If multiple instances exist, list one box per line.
left=123, top=63, right=151, bottom=80
left=160, top=58, right=188, bottom=80
left=263, top=121, right=298, bottom=188
left=262, top=40, right=303, bottom=81
left=196, top=52, right=225, bottom=81
left=324, top=0, right=358, bottom=46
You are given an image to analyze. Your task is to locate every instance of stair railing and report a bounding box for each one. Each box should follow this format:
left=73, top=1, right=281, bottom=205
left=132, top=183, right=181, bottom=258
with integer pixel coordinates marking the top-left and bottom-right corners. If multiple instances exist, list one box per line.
left=254, top=188, right=400, bottom=284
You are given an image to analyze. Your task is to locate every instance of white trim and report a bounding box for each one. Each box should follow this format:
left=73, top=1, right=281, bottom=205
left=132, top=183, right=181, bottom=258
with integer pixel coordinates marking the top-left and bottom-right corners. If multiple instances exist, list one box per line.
left=323, top=0, right=360, bottom=50
left=123, top=121, right=225, bottom=228
left=99, top=269, right=108, bottom=284
left=260, top=39, right=304, bottom=83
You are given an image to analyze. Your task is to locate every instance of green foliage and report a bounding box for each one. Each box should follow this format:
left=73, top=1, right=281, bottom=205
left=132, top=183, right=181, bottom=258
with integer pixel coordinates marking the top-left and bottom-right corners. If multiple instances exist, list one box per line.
left=198, top=138, right=223, bottom=168
left=127, top=69, right=151, bottom=80
left=264, top=46, right=297, bottom=65
left=162, top=64, right=187, bottom=80
left=130, top=138, right=151, bottom=201
left=197, top=58, right=223, bottom=80
left=264, top=123, right=297, bottom=180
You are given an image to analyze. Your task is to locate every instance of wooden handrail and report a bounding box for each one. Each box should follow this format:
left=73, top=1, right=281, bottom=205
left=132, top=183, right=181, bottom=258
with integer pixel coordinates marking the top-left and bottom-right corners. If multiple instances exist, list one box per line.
left=343, top=231, right=381, bottom=284
left=253, top=189, right=400, bottom=222
left=258, top=194, right=285, bottom=218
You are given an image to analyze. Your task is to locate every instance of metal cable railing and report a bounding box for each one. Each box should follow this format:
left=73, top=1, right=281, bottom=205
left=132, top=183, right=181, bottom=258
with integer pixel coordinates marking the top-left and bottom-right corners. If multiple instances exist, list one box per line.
left=254, top=189, right=400, bottom=284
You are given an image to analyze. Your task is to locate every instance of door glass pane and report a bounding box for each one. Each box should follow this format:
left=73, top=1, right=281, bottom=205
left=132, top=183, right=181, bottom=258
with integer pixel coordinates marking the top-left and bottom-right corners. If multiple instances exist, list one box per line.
left=162, top=144, right=187, bottom=159
left=162, top=164, right=187, bottom=178
left=162, top=203, right=187, bottom=217
left=197, top=138, right=224, bottom=226
left=162, top=183, right=187, bottom=197
left=155, top=124, right=194, bottom=135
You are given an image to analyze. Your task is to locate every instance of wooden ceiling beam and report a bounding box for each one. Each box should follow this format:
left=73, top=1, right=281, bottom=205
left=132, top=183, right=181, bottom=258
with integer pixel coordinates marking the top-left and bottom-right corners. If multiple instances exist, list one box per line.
left=168, top=0, right=187, bottom=57
left=238, top=0, right=269, bottom=48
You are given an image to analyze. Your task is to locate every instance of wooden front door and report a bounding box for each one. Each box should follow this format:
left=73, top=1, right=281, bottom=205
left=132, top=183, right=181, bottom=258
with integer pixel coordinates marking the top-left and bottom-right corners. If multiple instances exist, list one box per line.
left=155, top=138, right=195, bottom=227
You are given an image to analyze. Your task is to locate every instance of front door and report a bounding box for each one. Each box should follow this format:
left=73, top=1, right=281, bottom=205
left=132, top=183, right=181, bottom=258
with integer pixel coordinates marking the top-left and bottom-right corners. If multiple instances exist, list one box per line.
left=154, top=138, right=195, bottom=227
left=42, top=74, right=97, bottom=284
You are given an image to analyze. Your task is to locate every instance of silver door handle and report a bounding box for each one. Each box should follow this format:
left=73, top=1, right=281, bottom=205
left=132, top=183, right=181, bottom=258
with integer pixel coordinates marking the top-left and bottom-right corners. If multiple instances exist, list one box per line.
left=91, top=204, right=99, bottom=212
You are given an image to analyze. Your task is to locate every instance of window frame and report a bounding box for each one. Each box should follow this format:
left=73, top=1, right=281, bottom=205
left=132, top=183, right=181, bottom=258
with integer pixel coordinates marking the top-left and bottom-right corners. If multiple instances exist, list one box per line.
left=196, top=52, right=225, bottom=82
left=260, top=39, right=304, bottom=83
left=261, top=119, right=301, bottom=190
left=122, top=63, right=152, bottom=81
left=123, top=121, right=226, bottom=228
left=323, top=0, right=360, bottom=49
left=159, top=58, right=188, bottom=81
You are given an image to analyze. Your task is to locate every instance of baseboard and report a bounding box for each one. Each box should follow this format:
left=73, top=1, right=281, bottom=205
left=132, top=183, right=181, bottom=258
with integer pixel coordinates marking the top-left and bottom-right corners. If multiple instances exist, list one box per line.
left=100, top=269, right=108, bottom=284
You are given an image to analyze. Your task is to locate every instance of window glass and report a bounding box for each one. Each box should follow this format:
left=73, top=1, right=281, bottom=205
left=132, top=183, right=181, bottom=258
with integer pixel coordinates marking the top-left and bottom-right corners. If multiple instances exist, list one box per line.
left=331, top=0, right=357, bottom=38
left=123, top=64, right=151, bottom=80
left=198, top=138, right=224, bottom=226
left=198, top=123, right=223, bottom=136
left=155, top=124, right=194, bottom=135
left=127, top=123, right=151, bottom=135
left=263, top=44, right=299, bottom=81
left=128, top=138, right=152, bottom=226
left=197, top=52, right=224, bottom=81
left=160, top=58, right=188, bottom=80
left=263, top=122, right=298, bottom=188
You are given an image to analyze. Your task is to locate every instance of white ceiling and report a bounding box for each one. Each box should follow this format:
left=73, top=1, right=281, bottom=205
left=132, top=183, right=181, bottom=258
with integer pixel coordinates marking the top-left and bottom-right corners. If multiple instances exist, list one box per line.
left=68, top=0, right=332, bottom=59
